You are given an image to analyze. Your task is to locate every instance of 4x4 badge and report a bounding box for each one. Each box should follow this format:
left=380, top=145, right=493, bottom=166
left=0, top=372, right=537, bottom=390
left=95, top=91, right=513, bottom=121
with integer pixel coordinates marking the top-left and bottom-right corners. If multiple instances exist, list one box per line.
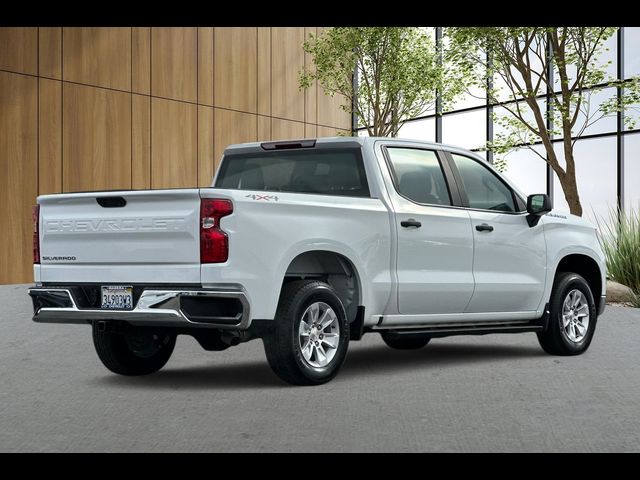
left=245, top=194, right=279, bottom=202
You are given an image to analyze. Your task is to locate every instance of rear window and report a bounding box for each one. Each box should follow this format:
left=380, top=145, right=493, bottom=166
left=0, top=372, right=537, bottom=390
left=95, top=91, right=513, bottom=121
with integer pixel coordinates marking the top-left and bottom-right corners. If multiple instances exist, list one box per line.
left=215, top=148, right=370, bottom=197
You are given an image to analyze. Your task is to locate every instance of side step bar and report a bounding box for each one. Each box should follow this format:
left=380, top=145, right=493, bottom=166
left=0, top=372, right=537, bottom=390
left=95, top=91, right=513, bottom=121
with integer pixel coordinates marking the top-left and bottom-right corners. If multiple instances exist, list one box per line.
left=367, top=323, right=543, bottom=339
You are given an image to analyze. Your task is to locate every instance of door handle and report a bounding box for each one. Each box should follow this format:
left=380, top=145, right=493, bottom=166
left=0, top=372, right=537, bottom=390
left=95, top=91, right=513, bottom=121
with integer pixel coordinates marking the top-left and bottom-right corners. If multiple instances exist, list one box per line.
left=401, top=219, right=422, bottom=228
left=475, top=223, right=494, bottom=232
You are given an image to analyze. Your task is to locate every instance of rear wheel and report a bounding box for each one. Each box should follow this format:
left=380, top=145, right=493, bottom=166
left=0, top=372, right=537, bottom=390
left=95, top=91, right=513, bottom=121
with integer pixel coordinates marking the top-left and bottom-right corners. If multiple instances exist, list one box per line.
left=92, top=324, right=176, bottom=376
left=537, top=272, right=597, bottom=356
left=262, top=280, right=349, bottom=386
left=381, top=331, right=431, bottom=350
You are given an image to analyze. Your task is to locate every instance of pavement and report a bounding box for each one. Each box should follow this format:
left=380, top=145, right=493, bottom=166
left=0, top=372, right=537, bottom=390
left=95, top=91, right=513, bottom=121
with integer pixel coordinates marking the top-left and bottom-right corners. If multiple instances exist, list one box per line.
left=1, top=283, right=639, bottom=452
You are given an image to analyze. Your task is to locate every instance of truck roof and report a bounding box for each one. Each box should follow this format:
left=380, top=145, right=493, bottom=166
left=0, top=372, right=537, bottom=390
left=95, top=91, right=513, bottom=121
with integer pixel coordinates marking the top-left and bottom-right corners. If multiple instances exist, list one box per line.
left=223, top=136, right=486, bottom=161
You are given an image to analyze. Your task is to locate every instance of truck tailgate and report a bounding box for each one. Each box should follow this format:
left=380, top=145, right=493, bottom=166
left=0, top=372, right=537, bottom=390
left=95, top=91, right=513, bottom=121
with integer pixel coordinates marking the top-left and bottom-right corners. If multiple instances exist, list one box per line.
left=38, top=189, right=201, bottom=284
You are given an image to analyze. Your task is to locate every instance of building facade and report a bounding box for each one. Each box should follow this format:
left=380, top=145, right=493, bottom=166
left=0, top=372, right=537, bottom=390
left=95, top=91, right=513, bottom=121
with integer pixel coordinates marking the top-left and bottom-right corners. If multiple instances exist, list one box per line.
left=357, top=27, right=640, bottom=228
left=0, top=27, right=350, bottom=284
left=2, top=26, right=637, bottom=285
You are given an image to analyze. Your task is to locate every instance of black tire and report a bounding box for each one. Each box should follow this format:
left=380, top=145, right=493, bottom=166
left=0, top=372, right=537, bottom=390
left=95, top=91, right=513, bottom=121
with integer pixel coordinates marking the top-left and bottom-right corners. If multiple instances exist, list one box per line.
left=92, top=324, right=176, bottom=376
left=537, top=272, right=597, bottom=356
left=380, top=331, right=431, bottom=350
left=262, top=280, right=350, bottom=386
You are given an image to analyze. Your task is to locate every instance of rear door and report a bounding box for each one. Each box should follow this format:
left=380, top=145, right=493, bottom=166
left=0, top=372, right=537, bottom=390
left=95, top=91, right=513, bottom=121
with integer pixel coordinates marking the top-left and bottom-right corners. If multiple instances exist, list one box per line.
left=447, top=152, right=547, bottom=313
left=39, top=189, right=202, bottom=284
left=385, top=146, right=475, bottom=315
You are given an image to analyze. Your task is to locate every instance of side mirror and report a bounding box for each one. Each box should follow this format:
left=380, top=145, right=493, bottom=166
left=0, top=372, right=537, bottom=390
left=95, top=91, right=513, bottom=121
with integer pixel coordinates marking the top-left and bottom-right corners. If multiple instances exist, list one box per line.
left=527, top=193, right=552, bottom=215
left=526, top=193, right=552, bottom=227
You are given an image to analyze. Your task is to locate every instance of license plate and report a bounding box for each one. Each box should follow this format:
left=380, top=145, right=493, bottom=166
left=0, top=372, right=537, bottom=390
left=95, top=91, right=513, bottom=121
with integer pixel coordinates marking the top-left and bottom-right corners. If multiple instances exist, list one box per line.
left=101, top=286, right=133, bottom=310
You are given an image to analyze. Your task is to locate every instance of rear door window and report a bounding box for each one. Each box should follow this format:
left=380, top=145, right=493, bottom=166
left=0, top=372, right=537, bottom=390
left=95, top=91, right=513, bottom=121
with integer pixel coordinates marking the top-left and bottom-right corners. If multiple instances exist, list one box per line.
left=215, top=149, right=370, bottom=197
left=386, top=147, right=452, bottom=206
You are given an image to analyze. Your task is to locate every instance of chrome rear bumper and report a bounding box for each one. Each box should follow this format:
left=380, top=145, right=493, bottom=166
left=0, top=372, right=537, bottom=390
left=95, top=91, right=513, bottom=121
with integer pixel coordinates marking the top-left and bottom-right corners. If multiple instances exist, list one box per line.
left=28, top=287, right=251, bottom=329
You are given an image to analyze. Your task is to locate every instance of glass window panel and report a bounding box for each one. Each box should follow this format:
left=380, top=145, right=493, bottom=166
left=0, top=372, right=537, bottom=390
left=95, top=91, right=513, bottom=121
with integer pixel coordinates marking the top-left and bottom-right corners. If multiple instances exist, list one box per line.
left=568, top=87, right=617, bottom=137
left=447, top=85, right=486, bottom=112
left=442, top=109, right=486, bottom=150
left=422, top=104, right=436, bottom=117
left=451, top=153, right=516, bottom=212
left=216, top=149, right=370, bottom=197
left=553, top=31, right=617, bottom=89
left=492, top=66, right=530, bottom=103
left=492, top=73, right=511, bottom=103
left=596, top=32, right=617, bottom=80
left=624, top=133, right=640, bottom=213
left=398, top=117, right=436, bottom=142
left=494, top=90, right=616, bottom=141
left=491, top=42, right=545, bottom=103
left=625, top=27, right=640, bottom=78
left=386, top=147, right=451, bottom=206
left=624, top=96, right=640, bottom=132
left=493, top=39, right=546, bottom=104
left=357, top=129, right=369, bottom=137
left=493, top=99, right=546, bottom=141
left=551, top=137, right=617, bottom=226
left=500, top=145, right=548, bottom=196
left=421, top=28, right=438, bottom=117
left=422, top=26, right=436, bottom=42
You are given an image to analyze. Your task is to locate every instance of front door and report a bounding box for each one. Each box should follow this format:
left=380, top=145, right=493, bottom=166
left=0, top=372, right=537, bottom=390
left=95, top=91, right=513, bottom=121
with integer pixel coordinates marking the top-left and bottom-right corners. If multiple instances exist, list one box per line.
left=449, top=153, right=547, bottom=313
left=386, top=147, right=475, bottom=315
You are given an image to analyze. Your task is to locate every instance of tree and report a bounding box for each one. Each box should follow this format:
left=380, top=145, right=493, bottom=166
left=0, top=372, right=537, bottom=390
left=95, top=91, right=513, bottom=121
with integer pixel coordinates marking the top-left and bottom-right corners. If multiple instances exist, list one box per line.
left=300, top=27, right=463, bottom=137
left=448, top=27, right=640, bottom=217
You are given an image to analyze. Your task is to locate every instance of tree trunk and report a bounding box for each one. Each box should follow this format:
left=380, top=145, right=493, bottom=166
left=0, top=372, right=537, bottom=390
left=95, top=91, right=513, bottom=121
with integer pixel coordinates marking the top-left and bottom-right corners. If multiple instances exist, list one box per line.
left=557, top=170, right=583, bottom=217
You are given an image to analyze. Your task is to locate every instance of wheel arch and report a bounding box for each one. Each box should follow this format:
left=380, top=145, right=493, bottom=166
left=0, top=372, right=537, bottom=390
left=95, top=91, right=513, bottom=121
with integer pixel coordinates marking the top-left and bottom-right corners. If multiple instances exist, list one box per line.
left=553, top=253, right=603, bottom=312
left=282, top=249, right=363, bottom=324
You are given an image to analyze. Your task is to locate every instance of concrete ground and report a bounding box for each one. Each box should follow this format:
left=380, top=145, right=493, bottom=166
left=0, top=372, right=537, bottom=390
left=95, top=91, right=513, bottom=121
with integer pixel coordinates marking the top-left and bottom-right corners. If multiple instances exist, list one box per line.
left=1, top=283, right=639, bottom=452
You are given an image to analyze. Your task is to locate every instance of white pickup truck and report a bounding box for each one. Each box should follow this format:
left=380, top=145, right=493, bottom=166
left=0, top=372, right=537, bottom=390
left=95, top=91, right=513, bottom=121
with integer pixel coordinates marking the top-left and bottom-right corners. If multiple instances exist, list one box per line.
left=28, top=137, right=606, bottom=385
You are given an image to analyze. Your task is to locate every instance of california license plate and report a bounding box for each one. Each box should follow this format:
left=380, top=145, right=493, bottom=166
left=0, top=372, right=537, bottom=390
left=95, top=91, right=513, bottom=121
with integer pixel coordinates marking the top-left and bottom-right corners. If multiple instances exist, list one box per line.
left=101, top=286, right=133, bottom=310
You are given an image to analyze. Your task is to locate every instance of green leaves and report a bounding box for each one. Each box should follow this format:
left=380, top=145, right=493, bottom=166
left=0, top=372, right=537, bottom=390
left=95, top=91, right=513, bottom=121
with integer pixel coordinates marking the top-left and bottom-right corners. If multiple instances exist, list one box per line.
left=597, top=207, right=640, bottom=306
left=300, top=27, right=465, bottom=137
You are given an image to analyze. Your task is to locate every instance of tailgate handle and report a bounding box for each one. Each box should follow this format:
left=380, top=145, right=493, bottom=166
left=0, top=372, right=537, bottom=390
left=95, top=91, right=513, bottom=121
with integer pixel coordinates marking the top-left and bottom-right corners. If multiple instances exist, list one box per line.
left=96, top=196, right=127, bottom=208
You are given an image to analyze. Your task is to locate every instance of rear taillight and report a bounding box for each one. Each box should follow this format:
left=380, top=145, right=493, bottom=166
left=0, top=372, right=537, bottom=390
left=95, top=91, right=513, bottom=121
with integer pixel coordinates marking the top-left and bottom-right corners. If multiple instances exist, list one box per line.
left=32, top=204, right=40, bottom=264
left=200, top=199, right=233, bottom=263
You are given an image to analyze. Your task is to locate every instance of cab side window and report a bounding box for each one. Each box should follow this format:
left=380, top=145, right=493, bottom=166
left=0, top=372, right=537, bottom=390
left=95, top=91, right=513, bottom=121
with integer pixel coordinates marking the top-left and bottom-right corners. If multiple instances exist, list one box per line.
left=386, top=148, right=452, bottom=206
left=451, top=154, right=516, bottom=213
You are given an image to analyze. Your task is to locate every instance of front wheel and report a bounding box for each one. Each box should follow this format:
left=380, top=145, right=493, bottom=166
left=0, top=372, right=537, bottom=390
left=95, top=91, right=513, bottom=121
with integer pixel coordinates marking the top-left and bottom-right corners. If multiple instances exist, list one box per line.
left=537, top=272, right=597, bottom=356
left=92, top=324, right=176, bottom=376
left=262, top=280, right=350, bottom=386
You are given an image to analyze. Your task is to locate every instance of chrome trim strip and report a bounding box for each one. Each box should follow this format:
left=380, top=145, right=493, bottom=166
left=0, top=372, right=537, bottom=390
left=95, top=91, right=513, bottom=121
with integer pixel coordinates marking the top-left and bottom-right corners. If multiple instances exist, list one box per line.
left=28, top=287, right=251, bottom=330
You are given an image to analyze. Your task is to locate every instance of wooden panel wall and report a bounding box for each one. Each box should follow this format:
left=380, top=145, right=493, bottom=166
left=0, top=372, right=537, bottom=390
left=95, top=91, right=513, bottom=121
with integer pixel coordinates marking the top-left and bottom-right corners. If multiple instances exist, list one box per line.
left=132, top=27, right=150, bottom=95
left=39, top=28, right=62, bottom=79
left=214, top=28, right=257, bottom=113
left=63, top=83, right=132, bottom=192
left=0, top=28, right=37, bottom=75
left=214, top=109, right=257, bottom=168
left=271, top=27, right=305, bottom=123
left=63, top=28, right=132, bottom=91
left=131, top=94, right=150, bottom=189
left=0, top=27, right=350, bottom=284
left=0, top=72, right=37, bottom=284
left=38, top=79, right=62, bottom=194
left=151, top=98, right=197, bottom=189
left=151, top=27, right=197, bottom=103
